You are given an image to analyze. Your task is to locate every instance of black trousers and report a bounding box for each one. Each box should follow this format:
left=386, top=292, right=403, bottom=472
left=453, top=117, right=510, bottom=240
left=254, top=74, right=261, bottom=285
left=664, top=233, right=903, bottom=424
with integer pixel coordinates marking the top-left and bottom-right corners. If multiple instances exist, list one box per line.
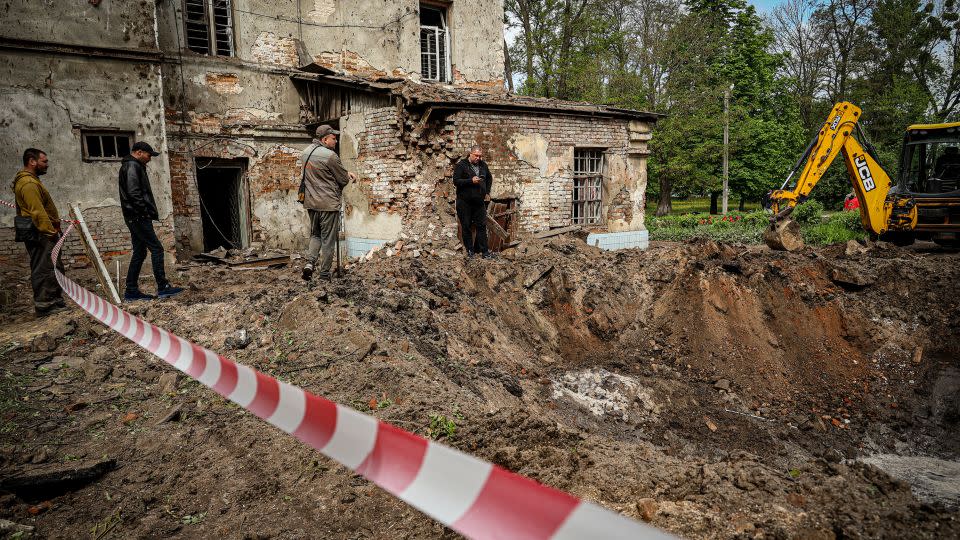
left=456, top=199, right=488, bottom=254
left=125, top=217, right=168, bottom=292
left=25, top=234, right=64, bottom=312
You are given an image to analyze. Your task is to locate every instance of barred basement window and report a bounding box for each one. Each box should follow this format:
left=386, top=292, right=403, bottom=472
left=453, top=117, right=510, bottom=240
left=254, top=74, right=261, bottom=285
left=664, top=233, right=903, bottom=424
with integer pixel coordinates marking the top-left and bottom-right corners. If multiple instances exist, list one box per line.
left=572, top=149, right=603, bottom=225
left=184, top=0, right=234, bottom=56
left=420, top=4, right=450, bottom=82
left=81, top=130, right=134, bottom=162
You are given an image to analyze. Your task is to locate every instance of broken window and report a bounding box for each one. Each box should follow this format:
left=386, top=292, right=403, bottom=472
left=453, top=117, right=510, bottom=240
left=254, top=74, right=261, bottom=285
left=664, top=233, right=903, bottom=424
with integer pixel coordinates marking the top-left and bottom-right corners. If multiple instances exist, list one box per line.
left=572, top=149, right=603, bottom=225
left=184, top=0, right=234, bottom=56
left=81, top=130, right=133, bottom=161
left=420, top=4, right=450, bottom=82
left=292, top=79, right=392, bottom=125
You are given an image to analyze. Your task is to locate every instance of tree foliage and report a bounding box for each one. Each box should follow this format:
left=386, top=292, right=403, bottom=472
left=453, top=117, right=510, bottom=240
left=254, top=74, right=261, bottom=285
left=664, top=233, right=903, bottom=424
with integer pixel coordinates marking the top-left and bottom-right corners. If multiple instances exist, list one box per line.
left=504, top=0, right=960, bottom=213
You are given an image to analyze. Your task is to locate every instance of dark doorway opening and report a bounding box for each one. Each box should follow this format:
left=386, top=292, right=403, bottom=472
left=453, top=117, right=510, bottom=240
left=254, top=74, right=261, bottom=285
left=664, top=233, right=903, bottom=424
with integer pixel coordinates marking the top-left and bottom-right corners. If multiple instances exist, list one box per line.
left=196, top=158, right=249, bottom=252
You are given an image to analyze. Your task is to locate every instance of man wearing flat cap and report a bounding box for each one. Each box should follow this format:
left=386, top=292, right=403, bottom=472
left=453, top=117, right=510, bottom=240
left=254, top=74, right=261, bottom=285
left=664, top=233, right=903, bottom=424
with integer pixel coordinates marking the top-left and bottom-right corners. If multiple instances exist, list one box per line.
left=299, top=124, right=355, bottom=281
left=119, top=141, right=183, bottom=301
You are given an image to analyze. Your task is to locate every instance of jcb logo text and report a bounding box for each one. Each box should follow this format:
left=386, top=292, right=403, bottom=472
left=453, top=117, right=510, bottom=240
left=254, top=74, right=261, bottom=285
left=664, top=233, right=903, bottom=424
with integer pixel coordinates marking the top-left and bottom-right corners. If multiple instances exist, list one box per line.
left=855, top=155, right=876, bottom=192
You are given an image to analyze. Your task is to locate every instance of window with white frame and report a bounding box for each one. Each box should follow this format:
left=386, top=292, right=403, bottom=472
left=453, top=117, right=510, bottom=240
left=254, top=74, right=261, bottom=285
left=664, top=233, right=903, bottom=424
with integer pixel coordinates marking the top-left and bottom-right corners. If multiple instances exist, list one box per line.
left=572, top=149, right=603, bottom=225
left=420, top=4, right=449, bottom=82
left=81, top=130, right=134, bottom=161
left=184, top=0, right=234, bottom=56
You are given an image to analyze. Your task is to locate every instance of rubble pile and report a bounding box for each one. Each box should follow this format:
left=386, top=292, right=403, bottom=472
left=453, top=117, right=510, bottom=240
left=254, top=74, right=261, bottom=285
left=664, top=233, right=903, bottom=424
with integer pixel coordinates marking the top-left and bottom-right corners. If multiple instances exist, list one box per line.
left=0, top=236, right=958, bottom=538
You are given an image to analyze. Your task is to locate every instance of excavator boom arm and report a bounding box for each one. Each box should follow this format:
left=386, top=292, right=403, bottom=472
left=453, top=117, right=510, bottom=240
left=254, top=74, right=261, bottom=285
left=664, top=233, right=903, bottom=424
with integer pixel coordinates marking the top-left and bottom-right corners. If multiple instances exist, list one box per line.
left=768, top=102, right=893, bottom=234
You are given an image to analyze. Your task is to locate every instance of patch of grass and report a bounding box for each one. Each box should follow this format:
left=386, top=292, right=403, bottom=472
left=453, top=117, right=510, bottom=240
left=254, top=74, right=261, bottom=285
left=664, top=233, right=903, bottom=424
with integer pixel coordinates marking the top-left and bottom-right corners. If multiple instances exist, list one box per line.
left=648, top=206, right=866, bottom=246
left=182, top=512, right=206, bottom=525
left=427, top=414, right=457, bottom=440
left=647, top=210, right=769, bottom=244
left=646, top=197, right=762, bottom=215
left=802, top=210, right=866, bottom=245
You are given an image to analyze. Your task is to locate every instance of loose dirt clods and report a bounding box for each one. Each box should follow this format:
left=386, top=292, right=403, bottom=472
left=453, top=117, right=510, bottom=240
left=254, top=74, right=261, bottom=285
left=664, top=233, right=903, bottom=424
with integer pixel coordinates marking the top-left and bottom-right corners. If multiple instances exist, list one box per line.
left=0, top=236, right=958, bottom=538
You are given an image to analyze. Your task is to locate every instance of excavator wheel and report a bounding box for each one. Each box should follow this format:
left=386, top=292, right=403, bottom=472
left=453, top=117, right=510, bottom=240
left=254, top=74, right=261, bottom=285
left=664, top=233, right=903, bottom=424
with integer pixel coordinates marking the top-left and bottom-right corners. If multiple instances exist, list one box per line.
left=880, top=231, right=915, bottom=247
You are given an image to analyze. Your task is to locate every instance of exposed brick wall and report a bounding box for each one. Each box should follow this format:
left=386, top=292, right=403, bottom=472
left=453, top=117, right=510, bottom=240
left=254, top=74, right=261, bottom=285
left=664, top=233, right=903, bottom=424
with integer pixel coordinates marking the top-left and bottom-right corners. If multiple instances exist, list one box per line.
left=0, top=207, right=174, bottom=268
left=251, top=32, right=300, bottom=68
left=345, top=106, right=647, bottom=240
left=445, top=111, right=634, bottom=234
left=166, top=137, right=307, bottom=253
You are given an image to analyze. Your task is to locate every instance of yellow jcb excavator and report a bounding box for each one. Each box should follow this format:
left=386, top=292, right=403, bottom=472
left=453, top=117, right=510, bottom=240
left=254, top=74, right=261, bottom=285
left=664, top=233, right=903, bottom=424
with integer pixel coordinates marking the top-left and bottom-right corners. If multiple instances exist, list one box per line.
left=765, top=101, right=960, bottom=248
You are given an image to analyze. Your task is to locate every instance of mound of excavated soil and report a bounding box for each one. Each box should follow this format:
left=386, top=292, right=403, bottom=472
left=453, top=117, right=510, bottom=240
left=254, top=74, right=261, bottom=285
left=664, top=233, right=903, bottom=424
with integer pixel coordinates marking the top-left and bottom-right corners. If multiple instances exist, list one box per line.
left=0, top=237, right=958, bottom=538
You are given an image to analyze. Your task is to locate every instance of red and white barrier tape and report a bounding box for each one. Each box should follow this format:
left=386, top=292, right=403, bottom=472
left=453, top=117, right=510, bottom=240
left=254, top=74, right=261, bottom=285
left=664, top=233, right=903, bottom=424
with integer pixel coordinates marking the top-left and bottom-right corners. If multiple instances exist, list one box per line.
left=1, top=198, right=78, bottom=225
left=28, top=216, right=670, bottom=539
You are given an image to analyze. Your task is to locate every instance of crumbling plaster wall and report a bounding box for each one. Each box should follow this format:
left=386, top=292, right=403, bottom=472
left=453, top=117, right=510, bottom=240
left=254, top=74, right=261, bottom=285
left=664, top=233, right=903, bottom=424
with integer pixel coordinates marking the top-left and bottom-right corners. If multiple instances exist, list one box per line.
left=166, top=137, right=313, bottom=253
left=301, top=0, right=505, bottom=85
left=450, top=110, right=650, bottom=234
left=0, top=52, right=174, bottom=264
left=338, top=105, right=652, bottom=246
left=162, top=60, right=301, bottom=131
left=0, top=0, right=158, bottom=51
left=155, top=0, right=504, bottom=86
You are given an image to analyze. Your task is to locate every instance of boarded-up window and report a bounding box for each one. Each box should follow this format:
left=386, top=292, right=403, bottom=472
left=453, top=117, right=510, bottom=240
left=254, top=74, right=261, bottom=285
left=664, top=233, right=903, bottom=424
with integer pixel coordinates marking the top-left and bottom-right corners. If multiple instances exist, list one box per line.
left=184, top=0, right=234, bottom=56
left=572, top=149, right=603, bottom=225
left=420, top=4, right=449, bottom=82
left=81, top=130, right=134, bottom=161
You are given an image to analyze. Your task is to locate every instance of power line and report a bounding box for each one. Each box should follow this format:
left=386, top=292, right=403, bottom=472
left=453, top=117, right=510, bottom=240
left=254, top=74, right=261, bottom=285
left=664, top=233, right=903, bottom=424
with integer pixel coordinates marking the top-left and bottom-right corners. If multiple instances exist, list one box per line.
left=231, top=7, right=415, bottom=30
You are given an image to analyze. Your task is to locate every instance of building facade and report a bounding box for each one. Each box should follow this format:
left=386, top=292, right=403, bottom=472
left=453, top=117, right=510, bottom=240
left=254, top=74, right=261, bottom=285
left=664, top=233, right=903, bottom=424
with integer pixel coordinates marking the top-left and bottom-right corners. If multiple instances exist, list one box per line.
left=1, top=0, right=656, bottom=267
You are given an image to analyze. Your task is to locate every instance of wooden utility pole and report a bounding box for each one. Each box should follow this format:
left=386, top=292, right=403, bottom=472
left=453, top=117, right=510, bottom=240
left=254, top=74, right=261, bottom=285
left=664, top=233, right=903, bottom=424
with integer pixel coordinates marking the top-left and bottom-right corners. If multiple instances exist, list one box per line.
left=70, top=204, right=121, bottom=305
left=722, top=87, right=730, bottom=215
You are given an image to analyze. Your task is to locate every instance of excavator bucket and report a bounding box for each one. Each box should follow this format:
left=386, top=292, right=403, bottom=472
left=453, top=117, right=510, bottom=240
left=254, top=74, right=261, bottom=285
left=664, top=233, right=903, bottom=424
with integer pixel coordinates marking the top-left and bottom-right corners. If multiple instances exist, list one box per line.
left=764, top=218, right=804, bottom=251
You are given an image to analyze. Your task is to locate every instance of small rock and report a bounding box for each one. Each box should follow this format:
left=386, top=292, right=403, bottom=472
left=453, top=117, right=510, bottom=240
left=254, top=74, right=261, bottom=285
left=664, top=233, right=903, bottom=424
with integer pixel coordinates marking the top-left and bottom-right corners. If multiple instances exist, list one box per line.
left=636, top=498, right=658, bottom=522
left=30, top=448, right=49, bottom=464
left=844, top=239, right=867, bottom=256
left=155, top=404, right=183, bottom=425
left=27, top=501, right=52, bottom=515
left=120, top=412, right=139, bottom=424
left=158, top=372, right=179, bottom=394
left=224, top=329, right=252, bottom=350
left=0, top=518, right=34, bottom=534
left=83, top=347, right=114, bottom=382
left=64, top=401, right=88, bottom=413
left=714, top=379, right=731, bottom=392
left=786, top=492, right=806, bottom=508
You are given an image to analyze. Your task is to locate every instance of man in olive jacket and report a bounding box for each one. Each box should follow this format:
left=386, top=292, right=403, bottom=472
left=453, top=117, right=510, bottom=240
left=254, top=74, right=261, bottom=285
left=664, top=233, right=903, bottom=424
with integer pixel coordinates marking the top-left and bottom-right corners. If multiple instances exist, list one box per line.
left=119, top=142, right=183, bottom=301
left=453, top=145, right=493, bottom=258
left=300, top=124, right=355, bottom=281
left=12, top=148, right=66, bottom=316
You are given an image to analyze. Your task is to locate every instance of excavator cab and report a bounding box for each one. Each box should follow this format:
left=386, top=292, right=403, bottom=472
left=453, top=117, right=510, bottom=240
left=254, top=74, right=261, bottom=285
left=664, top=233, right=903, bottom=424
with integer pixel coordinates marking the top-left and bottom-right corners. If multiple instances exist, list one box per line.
left=765, top=103, right=960, bottom=249
left=895, top=123, right=960, bottom=244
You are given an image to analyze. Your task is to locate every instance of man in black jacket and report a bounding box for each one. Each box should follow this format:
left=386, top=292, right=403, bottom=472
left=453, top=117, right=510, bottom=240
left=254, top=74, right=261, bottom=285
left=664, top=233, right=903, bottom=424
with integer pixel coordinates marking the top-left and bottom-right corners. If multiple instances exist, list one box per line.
left=453, top=145, right=493, bottom=258
left=119, top=142, right=183, bottom=301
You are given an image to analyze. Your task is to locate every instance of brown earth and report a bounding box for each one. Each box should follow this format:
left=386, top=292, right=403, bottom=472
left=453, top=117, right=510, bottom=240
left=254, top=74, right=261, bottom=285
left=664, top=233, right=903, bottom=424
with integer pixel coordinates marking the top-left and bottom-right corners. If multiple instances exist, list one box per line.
left=0, top=236, right=958, bottom=539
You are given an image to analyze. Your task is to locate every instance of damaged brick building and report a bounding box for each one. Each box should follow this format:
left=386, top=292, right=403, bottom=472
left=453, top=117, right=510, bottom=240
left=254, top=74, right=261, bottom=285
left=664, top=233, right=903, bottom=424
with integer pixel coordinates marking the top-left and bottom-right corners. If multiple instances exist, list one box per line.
left=0, top=0, right=657, bottom=266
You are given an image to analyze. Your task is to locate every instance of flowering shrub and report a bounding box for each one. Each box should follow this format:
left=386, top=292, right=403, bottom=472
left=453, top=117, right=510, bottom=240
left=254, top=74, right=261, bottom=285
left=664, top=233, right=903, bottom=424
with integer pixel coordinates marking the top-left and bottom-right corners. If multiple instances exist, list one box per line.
left=648, top=207, right=866, bottom=246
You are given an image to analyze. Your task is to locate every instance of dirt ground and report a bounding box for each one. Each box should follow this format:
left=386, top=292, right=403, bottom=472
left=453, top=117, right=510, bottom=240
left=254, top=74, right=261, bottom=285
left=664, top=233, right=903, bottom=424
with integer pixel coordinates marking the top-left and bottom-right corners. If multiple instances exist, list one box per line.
left=0, top=235, right=958, bottom=539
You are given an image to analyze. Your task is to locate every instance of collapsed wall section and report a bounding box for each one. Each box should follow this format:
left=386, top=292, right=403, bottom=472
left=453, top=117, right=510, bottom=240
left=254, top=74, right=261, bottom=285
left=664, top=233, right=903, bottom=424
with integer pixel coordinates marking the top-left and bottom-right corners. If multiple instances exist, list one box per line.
left=338, top=104, right=652, bottom=252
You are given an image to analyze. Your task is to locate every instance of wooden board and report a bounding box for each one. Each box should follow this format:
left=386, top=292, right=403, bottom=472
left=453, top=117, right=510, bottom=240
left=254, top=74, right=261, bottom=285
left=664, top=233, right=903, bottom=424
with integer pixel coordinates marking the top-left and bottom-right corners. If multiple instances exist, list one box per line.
left=69, top=204, right=121, bottom=305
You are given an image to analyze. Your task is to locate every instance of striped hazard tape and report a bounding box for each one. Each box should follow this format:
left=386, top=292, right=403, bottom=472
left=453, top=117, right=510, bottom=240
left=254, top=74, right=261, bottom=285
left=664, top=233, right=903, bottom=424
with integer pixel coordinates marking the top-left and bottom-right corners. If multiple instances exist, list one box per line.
left=35, top=218, right=672, bottom=539
left=1, top=198, right=79, bottom=225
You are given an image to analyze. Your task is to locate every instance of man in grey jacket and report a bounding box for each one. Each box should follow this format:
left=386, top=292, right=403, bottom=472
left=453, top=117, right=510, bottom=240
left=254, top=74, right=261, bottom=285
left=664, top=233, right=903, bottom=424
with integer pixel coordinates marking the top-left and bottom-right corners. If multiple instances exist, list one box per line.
left=300, top=124, right=355, bottom=281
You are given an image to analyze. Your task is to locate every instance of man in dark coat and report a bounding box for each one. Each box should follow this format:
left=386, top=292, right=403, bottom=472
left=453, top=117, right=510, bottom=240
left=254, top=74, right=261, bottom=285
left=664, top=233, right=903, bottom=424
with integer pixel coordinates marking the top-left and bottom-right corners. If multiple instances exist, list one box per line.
left=119, top=141, right=183, bottom=301
left=453, top=145, right=493, bottom=258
